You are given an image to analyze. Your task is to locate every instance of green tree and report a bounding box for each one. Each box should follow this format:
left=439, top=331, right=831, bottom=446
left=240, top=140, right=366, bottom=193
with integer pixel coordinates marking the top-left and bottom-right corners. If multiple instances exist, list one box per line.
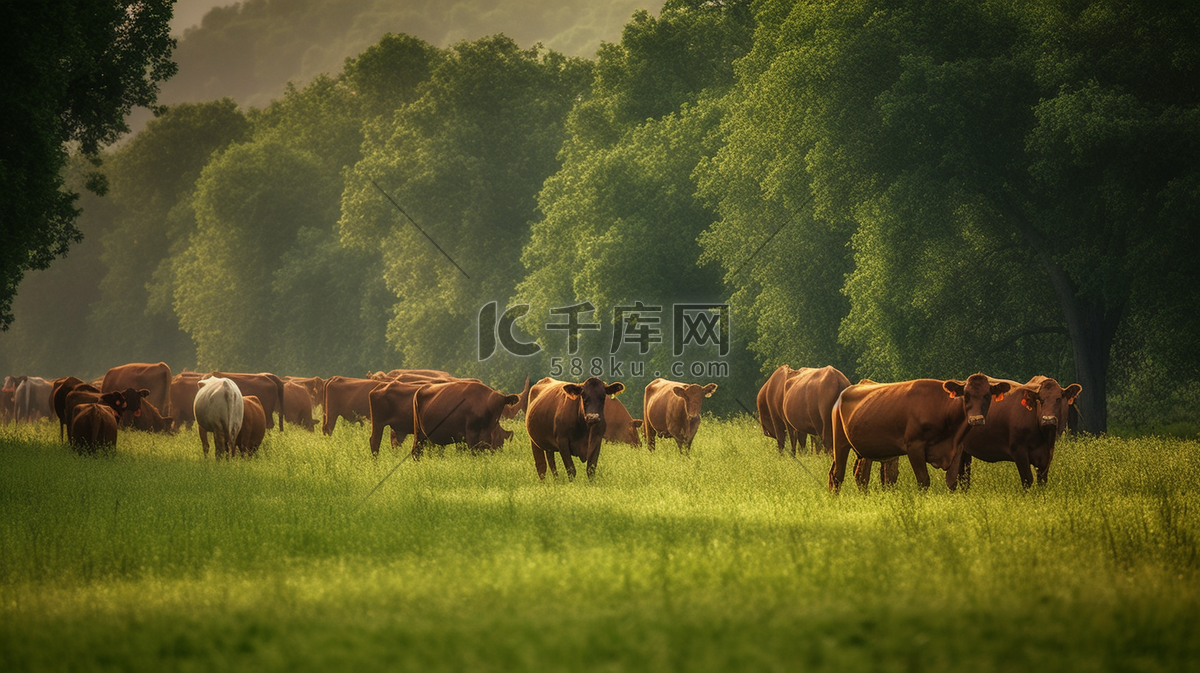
left=0, top=0, right=176, bottom=330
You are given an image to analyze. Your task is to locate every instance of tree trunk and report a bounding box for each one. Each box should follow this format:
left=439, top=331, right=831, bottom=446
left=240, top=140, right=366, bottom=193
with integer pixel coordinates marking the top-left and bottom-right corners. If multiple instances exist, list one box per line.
left=1058, top=298, right=1113, bottom=435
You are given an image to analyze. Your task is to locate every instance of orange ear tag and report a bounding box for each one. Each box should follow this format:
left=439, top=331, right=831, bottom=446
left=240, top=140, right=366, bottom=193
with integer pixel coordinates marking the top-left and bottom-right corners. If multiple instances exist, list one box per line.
left=993, top=393, right=1005, bottom=402
left=948, top=391, right=957, bottom=399
left=1021, top=399, right=1031, bottom=410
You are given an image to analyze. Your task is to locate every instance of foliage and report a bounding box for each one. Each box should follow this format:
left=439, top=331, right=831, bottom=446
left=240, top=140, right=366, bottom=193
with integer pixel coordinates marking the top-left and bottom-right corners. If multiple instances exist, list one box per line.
left=0, top=0, right=176, bottom=330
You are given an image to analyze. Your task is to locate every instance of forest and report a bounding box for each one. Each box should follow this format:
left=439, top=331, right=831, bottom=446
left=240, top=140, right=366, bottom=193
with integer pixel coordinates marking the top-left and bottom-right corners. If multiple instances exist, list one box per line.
left=3, top=0, right=1198, bottom=435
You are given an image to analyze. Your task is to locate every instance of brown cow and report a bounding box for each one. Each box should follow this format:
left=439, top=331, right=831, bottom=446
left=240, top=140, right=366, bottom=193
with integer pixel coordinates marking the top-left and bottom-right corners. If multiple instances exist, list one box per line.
left=102, top=362, right=172, bottom=420
left=781, top=366, right=851, bottom=455
left=283, top=376, right=326, bottom=407
left=63, top=385, right=130, bottom=443
left=235, top=396, right=267, bottom=457
left=13, top=376, right=53, bottom=422
left=526, top=377, right=625, bottom=480
left=410, top=381, right=519, bottom=457
left=69, top=403, right=120, bottom=455
left=643, top=378, right=718, bottom=454
left=210, top=372, right=285, bottom=432
left=282, top=381, right=316, bottom=431
left=1, top=375, right=18, bottom=423
left=324, top=376, right=384, bottom=435
left=603, top=395, right=643, bottom=446
left=829, top=374, right=1014, bottom=492
left=129, top=399, right=175, bottom=433
left=757, top=365, right=801, bottom=455
left=169, top=371, right=204, bottom=431
left=51, top=376, right=87, bottom=439
left=958, top=376, right=1082, bottom=489
left=368, top=380, right=424, bottom=456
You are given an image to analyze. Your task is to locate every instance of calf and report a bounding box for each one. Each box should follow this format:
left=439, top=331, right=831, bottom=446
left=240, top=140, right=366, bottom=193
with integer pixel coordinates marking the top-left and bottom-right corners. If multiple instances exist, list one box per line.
left=643, top=378, right=718, bottom=454
left=829, top=373, right=1014, bottom=492
left=526, top=377, right=624, bottom=480
left=194, top=377, right=244, bottom=459
left=235, top=396, right=267, bottom=457
left=781, top=366, right=851, bottom=455
left=129, top=399, right=175, bottom=433
left=958, top=376, right=1081, bottom=489
left=69, top=403, right=120, bottom=455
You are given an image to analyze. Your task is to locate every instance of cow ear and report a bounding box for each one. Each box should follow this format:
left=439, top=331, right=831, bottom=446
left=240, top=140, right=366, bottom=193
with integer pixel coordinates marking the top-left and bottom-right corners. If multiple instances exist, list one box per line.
left=990, top=381, right=1012, bottom=401
left=563, top=384, right=583, bottom=399
left=943, top=381, right=965, bottom=398
left=504, top=394, right=520, bottom=406
left=1020, top=388, right=1039, bottom=410
left=605, top=382, right=625, bottom=396
left=703, top=383, right=718, bottom=398
left=631, top=419, right=644, bottom=428
left=138, top=389, right=150, bottom=398
left=673, top=387, right=686, bottom=398
left=1064, top=384, right=1082, bottom=404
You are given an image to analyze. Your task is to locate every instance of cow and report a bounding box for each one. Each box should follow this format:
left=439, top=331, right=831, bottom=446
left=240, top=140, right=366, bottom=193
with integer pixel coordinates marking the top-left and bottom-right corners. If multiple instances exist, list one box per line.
left=14, top=376, right=53, bottom=422
left=603, top=395, right=643, bottom=446
left=102, top=362, right=172, bottom=420
left=526, top=376, right=625, bottom=480
left=194, top=377, right=244, bottom=459
left=210, top=372, right=285, bottom=432
left=643, top=378, right=719, bottom=454
left=828, top=373, right=1015, bottom=492
left=51, top=376, right=87, bottom=438
left=501, top=375, right=532, bottom=420
left=323, top=376, right=383, bottom=435
left=0, top=375, right=17, bottom=423
left=781, top=366, right=852, bottom=455
left=63, top=385, right=129, bottom=443
left=129, top=399, right=175, bottom=433
left=410, top=381, right=520, bottom=457
left=957, top=376, right=1082, bottom=489
left=283, top=376, right=326, bottom=408
left=368, top=380, right=424, bottom=456
left=169, top=371, right=204, bottom=431
left=235, top=395, right=267, bottom=457
left=69, top=403, right=120, bottom=455
left=757, top=365, right=801, bottom=455
left=282, top=381, right=316, bottom=431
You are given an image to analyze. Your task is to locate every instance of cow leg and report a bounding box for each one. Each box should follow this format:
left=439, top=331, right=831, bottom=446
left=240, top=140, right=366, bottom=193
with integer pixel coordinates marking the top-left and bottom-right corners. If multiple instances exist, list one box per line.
left=880, top=457, right=899, bottom=487
left=368, top=420, right=385, bottom=457
left=587, top=445, right=601, bottom=480
left=322, top=412, right=337, bottom=436
left=853, top=457, right=872, bottom=491
left=829, top=416, right=851, bottom=492
left=559, top=447, right=576, bottom=481
left=531, top=441, right=549, bottom=479
left=199, top=426, right=210, bottom=457
left=906, top=446, right=931, bottom=490
left=958, top=454, right=973, bottom=491
left=1014, top=450, right=1034, bottom=489
left=1035, top=464, right=1050, bottom=487
left=645, top=425, right=656, bottom=452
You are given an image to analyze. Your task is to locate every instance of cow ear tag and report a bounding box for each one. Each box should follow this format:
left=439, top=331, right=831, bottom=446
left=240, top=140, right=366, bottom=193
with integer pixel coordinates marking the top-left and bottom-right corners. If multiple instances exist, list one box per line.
left=993, top=393, right=1005, bottom=402
left=947, top=391, right=957, bottom=399
left=1021, top=398, right=1031, bottom=410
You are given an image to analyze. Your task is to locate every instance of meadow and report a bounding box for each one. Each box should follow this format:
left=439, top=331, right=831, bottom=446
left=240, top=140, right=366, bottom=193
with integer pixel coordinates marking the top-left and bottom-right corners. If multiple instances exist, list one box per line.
left=1, top=415, right=1198, bottom=672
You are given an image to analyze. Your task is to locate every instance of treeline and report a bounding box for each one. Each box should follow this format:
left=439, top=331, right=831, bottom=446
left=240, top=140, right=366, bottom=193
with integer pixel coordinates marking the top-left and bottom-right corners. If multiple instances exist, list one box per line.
left=3, top=0, right=1198, bottom=433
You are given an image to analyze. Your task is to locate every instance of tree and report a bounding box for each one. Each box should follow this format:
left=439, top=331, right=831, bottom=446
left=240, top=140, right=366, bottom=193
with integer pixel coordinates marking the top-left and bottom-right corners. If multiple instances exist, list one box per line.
left=0, top=0, right=176, bottom=330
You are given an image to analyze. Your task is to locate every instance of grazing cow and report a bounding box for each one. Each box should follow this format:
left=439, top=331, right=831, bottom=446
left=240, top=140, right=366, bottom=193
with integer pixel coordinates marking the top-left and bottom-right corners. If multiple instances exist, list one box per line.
left=283, top=376, right=326, bottom=407
left=603, top=395, right=643, bottom=446
left=643, top=378, right=718, bottom=454
left=1, top=375, right=17, bottom=423
left=51, top=376, right=87, bottom=438
left=526, top=377, right=625, bottom=480
left=410, top=381, right=520, bottom=457
left=323, top=376, right=383, bottom=435
left=235, top=396, right=267, bottom=457
left=63, top=385, right=130, bottom=442
left=501, top=375, right=532, bottom=420
left=958, top=376, right=1082, bottom=489
left=194, top=377, right=244, bottom=459
left=102, top=362, right=172, bottom=420
left=828, top=373, right=1014, bottom=492
left=781, top=366, right=852, bottom=455
left=170, top=371, right=204, bottom=431
left=14, top=376, right=53, bottom=422
left=282, top=381, right=316, bottom=431
left=129, top=400, right=175, bottom=433
left=69, top=403, right=120, bottom=455
left=368, top=380, right=424, bottom=456
left=210, top=372, right=285, bottom=432
left=757, top=365, right=801, bottom=454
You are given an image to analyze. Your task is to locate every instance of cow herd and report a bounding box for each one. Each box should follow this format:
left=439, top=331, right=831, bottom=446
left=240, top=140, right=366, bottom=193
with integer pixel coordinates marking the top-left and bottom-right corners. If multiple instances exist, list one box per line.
left=1, top=361, right=1079, bottom=490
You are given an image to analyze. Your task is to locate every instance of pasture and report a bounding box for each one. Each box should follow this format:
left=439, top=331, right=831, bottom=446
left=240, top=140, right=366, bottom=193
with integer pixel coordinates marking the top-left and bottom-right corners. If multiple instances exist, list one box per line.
left=1, top=416, right=1198, bottom=671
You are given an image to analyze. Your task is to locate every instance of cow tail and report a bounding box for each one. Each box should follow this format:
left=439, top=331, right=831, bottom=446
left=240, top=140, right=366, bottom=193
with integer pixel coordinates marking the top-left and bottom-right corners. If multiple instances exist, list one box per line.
left=274, top=375, right=285, bottom=433
left=411, top=391, right=423, bottom=454
left=91, top=409, right=103, bottom=449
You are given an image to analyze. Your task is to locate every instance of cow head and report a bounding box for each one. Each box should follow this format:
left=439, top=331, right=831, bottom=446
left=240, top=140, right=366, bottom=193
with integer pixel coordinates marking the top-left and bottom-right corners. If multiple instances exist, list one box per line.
left=563, top=377, right=624, bottom=426
left=98, top=390, right=129, bottom=417
left=626, top=419, right=644, bottom=446
left=944, top=374, right=1010, bottom=426
left=117, top=388, right=150, bottom=426
left=1022, top=379, right=1082, bottom=435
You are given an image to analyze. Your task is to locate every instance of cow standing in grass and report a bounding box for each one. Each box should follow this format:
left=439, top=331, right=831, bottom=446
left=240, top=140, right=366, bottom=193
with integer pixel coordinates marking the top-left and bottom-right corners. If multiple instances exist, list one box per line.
left=526, top=377, right=624, bottom=480
left=194, top=377, right=244, bottom=459
left=643, top=378, right=718, bottom=454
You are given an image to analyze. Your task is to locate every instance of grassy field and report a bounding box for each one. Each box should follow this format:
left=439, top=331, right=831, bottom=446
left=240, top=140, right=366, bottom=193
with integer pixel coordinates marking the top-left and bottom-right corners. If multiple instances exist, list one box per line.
left=1, top=415, right=1198, bottom=672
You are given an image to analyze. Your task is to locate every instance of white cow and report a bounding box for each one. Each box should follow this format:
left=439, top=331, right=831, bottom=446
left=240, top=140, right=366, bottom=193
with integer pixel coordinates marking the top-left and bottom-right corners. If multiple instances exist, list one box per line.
left=193, top=377, right=244, bottom=459
left=14, top=376, right=52, bottom=422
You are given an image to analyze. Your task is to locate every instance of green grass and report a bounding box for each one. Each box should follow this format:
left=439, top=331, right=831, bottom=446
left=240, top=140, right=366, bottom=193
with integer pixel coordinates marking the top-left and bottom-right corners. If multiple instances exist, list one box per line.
left=2, top=416, right=1198, bottom=672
